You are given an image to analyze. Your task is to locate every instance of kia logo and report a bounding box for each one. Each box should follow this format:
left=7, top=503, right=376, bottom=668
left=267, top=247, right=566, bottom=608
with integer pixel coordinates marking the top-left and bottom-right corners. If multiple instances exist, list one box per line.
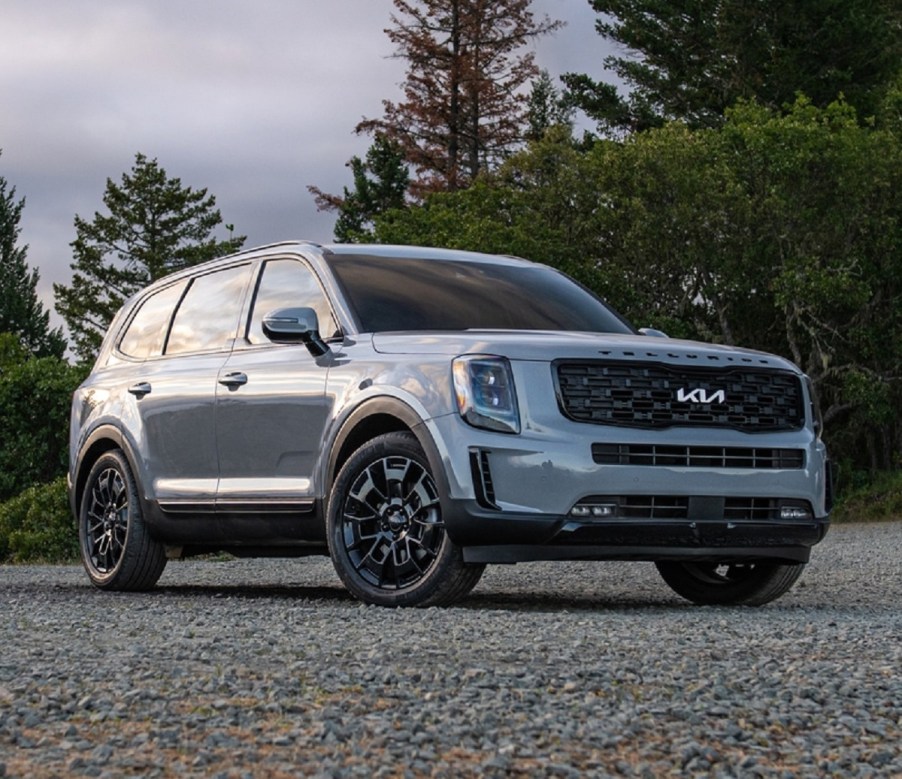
left=676, top=387, right=726, bottom=404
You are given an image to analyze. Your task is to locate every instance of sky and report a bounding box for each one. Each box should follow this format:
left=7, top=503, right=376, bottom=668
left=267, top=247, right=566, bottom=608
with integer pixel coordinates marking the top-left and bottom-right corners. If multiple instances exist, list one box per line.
left=0, top=0, right=615, bottom=334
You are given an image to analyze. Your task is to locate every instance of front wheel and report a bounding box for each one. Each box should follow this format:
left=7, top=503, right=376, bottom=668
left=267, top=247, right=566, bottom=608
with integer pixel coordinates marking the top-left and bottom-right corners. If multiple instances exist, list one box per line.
left=79, top=449, right=167, bottom=591
left=656, top=560, right=805, bottom=606
left=327, top=432, right=484, bottom=607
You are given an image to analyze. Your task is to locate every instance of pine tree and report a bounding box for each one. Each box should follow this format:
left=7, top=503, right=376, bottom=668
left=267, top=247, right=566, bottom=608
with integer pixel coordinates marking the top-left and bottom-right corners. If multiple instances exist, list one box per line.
left=357, top=0, right=562, bottom=194
left=563, top=0, right=902, bottom=132
left=54, top=153, right=246, bottom=362
left=526, top=69, right=575, bottom=141
left=308, top=135, right=410, bottom=243
left=0, top=151, right=66, bottom=358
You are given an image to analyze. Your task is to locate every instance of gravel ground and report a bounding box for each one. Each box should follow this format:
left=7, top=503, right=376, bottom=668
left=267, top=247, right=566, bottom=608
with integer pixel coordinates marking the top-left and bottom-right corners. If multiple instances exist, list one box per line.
left=0, top=521, right=900, bottom=778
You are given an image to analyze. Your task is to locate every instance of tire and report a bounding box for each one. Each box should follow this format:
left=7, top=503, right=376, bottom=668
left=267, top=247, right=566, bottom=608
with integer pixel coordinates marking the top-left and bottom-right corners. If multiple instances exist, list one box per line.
left=327, top=431, right=485, bottom=607
left=79, top=449, right=167, bottom=591
left=655, top=560, right=805, bottom=606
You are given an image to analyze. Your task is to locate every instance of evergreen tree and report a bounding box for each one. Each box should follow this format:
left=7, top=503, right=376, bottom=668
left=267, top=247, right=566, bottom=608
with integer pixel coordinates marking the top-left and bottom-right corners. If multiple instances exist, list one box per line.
left=308, top=135, right=410, bottom=243
left=54, top=153, right=246, bottom=362
left=563, top=0, right=902, bottom=132
left=526, top=69, right=575, bottom=141
left=357, top=0, right=562, bottom=194
left=0, top=152, right=66, bottom=358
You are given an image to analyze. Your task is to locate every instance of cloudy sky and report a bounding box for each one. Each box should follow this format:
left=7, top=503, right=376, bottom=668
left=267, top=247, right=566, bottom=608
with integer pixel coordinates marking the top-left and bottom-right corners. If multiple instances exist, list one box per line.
left=0, top=1, right=613, bottom=333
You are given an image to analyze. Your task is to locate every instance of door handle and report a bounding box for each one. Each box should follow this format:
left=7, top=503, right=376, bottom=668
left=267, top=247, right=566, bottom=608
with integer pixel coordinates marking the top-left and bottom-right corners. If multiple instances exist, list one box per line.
left=218, top=372, right=248, bottom=389
left=127, top=382, right=152, bottom=398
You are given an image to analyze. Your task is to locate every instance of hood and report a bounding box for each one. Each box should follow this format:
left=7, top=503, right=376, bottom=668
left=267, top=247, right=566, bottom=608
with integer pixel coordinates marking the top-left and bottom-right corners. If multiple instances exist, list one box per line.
left=371, top=331, right=801, bottom=373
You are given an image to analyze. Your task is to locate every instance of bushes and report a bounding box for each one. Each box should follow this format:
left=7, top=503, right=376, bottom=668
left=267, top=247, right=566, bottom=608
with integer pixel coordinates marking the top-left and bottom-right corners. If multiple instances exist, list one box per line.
left=0, top=477, right=78, bottom=563
left=0, top=335, right=83, bottom=563
left=831, top=471, right=902, bottom=524
left=0, top=351, right=87, bottom=502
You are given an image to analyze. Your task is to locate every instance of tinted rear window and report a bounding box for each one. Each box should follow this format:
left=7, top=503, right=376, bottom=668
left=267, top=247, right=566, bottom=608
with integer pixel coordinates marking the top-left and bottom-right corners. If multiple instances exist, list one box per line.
left=325, top=255, right=634, bottom=334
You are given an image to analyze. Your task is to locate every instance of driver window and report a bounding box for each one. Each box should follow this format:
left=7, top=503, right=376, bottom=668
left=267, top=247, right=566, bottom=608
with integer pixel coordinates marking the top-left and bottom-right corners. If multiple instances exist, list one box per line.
left=247, top=260, right=338, bottom=345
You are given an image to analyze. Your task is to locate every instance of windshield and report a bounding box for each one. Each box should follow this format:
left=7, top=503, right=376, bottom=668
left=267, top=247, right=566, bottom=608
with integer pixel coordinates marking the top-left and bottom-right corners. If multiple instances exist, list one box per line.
left=325, top=255, right=634, bottom=335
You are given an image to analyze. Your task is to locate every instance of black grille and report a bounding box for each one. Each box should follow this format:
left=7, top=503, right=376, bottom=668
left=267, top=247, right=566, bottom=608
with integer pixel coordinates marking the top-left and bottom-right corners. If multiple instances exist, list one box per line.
left=724, top=498, right=781, bottom=521
left=575, top=496, right=812, bottom=522
left=617, top=496, right=689, bottom=520
left=592, top=444, right=805, bottom=469
left=555, top=361, right=804, bottom=432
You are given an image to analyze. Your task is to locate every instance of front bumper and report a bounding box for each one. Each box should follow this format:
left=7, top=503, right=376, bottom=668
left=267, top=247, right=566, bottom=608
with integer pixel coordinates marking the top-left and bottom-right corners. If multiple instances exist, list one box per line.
left=447, top=498, right=829, bottom=564
left=427, top=406, right=832, bottom=565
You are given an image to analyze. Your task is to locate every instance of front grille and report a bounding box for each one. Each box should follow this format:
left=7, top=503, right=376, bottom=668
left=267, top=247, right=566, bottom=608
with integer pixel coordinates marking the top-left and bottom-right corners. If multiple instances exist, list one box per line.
left=724, top=498, right=781, bottom=521
left=555, top=361, right=804, bottom=432
left=592, top=444, right=805, bottom=469
left=616, top=496, right=689, bottom=520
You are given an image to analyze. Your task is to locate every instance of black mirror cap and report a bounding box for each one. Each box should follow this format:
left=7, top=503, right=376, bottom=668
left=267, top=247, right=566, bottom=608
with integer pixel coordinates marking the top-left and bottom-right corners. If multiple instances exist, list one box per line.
left=262, top=307, right=330, bottom=357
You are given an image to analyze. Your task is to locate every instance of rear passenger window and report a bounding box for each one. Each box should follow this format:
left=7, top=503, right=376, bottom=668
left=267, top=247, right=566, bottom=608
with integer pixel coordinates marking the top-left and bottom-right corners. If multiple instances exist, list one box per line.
left=118, top=281, right=187, bottom=359
left=247, top=260, right=338, bottom=345
left=166, top=264, right=251, bottom=355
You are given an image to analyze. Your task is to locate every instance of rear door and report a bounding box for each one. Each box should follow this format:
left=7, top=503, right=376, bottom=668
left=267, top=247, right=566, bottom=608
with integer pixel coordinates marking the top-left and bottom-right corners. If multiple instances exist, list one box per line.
left=121, top=263, right=252, bottom=511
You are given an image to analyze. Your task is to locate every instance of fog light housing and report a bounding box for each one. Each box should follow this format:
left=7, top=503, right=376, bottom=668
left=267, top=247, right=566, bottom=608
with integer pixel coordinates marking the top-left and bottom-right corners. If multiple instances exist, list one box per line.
left=570, top=502, right=616, bottom=519
left=780, top=505, right=813, bottom=520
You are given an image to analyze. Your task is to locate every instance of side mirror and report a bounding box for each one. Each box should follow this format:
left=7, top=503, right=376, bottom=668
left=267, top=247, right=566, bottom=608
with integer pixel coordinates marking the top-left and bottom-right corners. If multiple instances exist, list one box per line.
left=262, top=307, right=330, bottom=357
left=638, top=327, right=669, bottom=338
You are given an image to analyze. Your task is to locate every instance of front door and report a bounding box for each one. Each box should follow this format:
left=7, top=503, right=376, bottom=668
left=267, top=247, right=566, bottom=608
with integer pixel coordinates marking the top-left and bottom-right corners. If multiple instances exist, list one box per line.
left=214, top=258, right=340, bottom=539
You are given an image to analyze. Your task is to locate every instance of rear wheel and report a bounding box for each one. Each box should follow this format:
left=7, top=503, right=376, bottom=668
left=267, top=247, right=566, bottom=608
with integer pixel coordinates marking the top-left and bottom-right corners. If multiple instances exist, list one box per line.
left=656, top=560, right=805, bottom=606
left=79, top=450, right=166, bottom=591
left=327, top=431, right=484, bottom=607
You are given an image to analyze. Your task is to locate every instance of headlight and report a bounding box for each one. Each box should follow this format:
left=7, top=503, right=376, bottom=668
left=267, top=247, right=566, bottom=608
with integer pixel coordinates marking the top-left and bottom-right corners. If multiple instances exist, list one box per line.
left=452, top=355, right=520, bottom=434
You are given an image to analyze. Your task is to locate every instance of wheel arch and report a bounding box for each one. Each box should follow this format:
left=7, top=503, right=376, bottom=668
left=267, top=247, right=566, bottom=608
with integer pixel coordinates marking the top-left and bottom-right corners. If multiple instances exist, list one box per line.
left=72, top=426, right=142, bottom=519
left=326, top=397, right=447, bottom=500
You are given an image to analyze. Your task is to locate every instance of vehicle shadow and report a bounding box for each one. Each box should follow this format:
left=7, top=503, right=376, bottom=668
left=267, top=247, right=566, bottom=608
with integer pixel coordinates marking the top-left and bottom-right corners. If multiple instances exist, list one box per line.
left=51, top=579, right=842, bottom=612
left=153, top=583, right=355, bottom=602
left=459, top=590, right=685, bottom=613
left=148, top=582, right=685, bottom=612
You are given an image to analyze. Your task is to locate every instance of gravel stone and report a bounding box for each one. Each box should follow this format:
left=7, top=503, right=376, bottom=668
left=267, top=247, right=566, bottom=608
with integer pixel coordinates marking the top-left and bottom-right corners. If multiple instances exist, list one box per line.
left=0, top=521, right=900, bottom=777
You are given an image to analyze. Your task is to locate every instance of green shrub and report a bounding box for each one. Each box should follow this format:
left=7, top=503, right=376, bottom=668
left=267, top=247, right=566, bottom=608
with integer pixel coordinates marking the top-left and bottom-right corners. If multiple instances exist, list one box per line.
left=0, top=354, right=87, bottom=502
left=0, top=477, right=78, bottom=563
left=831, top=470, right=902, bottom=523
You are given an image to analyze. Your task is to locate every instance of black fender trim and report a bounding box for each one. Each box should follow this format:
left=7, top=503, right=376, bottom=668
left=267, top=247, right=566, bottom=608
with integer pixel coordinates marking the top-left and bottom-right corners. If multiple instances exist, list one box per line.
left=325, top=397, right=452, bottom=519
left=72, top=425, right=126, bottom=515
left=72, top=424, right=168, bottom=542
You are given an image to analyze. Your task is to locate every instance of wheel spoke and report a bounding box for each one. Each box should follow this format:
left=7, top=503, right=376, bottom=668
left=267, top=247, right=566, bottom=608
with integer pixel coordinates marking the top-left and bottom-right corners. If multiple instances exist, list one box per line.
left=86, top=518, right=104, bottom=535
left=349, top=467, right=388, bottom=516
left=406, top=533, right=436, bottom=560
left=354, top=538, right=393, bottom=587
left=402, top=537, right=428, bottom=575
left=403, top=467, right=439, bottom=512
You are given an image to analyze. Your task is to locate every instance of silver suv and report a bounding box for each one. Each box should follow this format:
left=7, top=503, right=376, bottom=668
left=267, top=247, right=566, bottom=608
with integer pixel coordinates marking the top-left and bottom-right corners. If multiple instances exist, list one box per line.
left=69, top=242, right=832, bottom=607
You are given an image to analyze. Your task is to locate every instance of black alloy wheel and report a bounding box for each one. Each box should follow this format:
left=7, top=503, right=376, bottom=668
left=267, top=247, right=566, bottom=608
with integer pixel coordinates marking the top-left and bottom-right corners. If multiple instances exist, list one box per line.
left=79, top=450, right=166, bottom=590
left=328, top=432, right=484, bottom=607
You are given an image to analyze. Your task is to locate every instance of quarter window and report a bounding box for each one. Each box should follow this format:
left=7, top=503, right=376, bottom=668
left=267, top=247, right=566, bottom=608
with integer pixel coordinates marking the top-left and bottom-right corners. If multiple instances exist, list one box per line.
left=118, top=281, right=188, bottom=359
left=247, top=260, right=338, bottom=345
left=166, top=264, right=251, bottom=355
